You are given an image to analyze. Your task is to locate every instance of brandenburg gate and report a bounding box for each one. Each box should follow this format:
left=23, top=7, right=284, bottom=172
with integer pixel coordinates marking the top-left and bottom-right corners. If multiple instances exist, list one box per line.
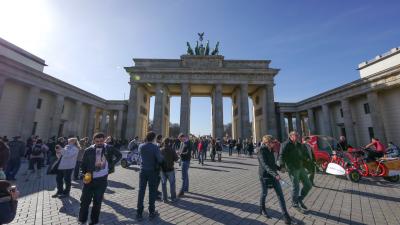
left=124, top=34, right=279, bottom=141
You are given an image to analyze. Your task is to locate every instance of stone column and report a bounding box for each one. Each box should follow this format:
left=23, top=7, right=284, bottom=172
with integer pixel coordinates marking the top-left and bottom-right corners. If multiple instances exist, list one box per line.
left=108, top=111, right=115, bottom=136
left=265, top=84, right=277, bottom=137
left=126, top=83, right=138, bottom=139
left=153, top=83, right=165, bottom=136
left=321, top=103, right=333, bottom=136
left=280, top=112, right=287, bottom=141
left=295, top=112, right=303, bottom=137
left=116, top=110, right=124, bottom=139
left=212, top=84, right=224, bottom=139
left=180, top=83, right=191, bottom=135
left=240, top=84, right=251, bottom=139
left=341, top=98, right=356, bottom=146
left=0, top=76, right=6, bottom=101
left=367, top=92, right=386, bottom=143
left=87, top=105, right=96, bottom=139
left=287, top=113, right=294, bottom=132
left=100, top=110, right=107, bottom=133
left=49, top=95, right=65, bottom=137
left=20, top=86, right=40, bottom=139
left=74, top=101, right=83, bottom=136
left=231, top=90, right=241, bottom=139
left=307, top=108, right=316, bottom=135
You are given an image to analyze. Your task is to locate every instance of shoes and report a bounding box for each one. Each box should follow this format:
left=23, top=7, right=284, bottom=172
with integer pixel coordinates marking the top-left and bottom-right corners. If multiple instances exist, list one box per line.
left=162, top=199, right=168, bottom=203
left=136, top=214, right=143, bottom=221
left=259, top=207, right=272, bottom=218
left=170, top=198, right=178, bottom=203
left=59, top=194, right=69, bottom=199
left=299, top=200, right=308, bottom=210
left=52, top=193, right=62, bottom=198
left=178, top=191, right=184, bottom=197
left=283, top=215, right=296, bottom=225
left=149, top=211, right=159, bottom=220
left=292, top=204, right=305, bottom=214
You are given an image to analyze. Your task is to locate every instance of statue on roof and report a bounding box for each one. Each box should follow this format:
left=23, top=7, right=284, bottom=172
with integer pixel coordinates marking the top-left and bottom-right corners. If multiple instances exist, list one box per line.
left=205, top=40, right=210, bottom=55
left=198, top=32, right=204, bottom=42
left=186, top=42, right=194, bottom=55
left=186, top=33, right=220, bottom=56
left=211, top=41, right=220, bottom=55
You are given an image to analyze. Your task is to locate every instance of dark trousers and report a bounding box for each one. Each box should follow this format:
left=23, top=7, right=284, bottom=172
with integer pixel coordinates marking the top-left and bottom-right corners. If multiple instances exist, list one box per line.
left=5, top=158, right=21, bottom=180
left=137, top=170, right=158, bottom=215
left=73, top=161, right=82, bottom=180
left=289, top=168, right=312, bottom=205
left=259, top=177, right=289, bottom=216
left=56, top=169, right=73, bottom=195
left=79, top=175, right=108, bottom=224
left=306, top=164, right=315, bottom=185
left=228, top=146, right=233, bottom=156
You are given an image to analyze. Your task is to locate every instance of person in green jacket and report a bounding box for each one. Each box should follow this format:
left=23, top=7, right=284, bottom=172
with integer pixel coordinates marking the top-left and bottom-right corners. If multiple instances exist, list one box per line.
left=278, top=131, right=312, bottom=213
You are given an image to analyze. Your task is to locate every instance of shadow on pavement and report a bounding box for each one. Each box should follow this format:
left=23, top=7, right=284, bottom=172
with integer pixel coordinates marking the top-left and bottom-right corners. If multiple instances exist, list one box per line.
left=186, top=193, right=303, bottom=224
left=308, top=210, right=367, bottom=225
left=219, top=160, right=258, bottom=167
left=190, top=166, right=229, bottom=172
left=59, top=196, right=80, bottom=217
left=211, top=164, right=248, bottom=170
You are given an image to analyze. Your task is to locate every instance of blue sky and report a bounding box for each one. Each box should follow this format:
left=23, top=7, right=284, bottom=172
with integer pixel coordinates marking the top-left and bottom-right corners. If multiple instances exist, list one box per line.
left=1, top=0, right=399, bottom=135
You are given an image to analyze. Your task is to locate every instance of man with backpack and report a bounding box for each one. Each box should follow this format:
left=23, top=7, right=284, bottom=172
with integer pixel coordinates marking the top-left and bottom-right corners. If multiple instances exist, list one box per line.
left=25, top=139, right=48, bottom=181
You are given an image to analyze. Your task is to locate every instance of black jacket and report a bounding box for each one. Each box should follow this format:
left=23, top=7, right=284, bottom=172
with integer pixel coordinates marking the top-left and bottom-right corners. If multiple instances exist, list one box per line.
left=81, top=144, right=122, bottom=176
left=258, top=145, right=279, bottom=185
left=181, top=141, right=192, bottom=161
left=278, top=140, right=307, bottom=171
left=160, top=145, right=179, bottom=172
left=180, top=141, right=192, bottom=161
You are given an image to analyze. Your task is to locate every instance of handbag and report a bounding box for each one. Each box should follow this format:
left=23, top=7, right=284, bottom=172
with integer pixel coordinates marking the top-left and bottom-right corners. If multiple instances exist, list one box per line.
left=47, top=157, right=61, bottom=175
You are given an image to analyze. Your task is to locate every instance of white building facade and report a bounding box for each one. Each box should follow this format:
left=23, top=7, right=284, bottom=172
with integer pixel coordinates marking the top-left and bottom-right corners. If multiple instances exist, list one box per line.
left=0, top=38, right=127, bottom=141
left=1, top=37, right=399, bottom=146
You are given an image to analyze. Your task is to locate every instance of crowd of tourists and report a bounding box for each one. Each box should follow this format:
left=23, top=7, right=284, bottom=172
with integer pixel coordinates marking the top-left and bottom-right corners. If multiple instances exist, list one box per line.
left=0, top=129, right=399, bottom=225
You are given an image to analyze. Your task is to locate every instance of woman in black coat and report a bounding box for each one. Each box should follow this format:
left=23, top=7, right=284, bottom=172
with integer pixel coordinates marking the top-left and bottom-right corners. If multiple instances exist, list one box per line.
left=258, top=135, right=293, bottom=225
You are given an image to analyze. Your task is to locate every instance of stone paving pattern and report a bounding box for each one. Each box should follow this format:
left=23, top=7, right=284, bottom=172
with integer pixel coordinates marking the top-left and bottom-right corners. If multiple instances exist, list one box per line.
left=8, top=153, right=400, bottom=225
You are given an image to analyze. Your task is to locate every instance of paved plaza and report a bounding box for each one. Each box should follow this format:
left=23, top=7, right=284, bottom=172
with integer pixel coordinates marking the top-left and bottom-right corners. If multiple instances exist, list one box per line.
left=9, top=153, right=400, bottom=225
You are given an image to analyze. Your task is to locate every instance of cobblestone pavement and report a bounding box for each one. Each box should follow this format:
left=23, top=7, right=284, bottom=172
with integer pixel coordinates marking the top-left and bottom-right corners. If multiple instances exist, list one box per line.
left=8, top=153, right=400, bottom=225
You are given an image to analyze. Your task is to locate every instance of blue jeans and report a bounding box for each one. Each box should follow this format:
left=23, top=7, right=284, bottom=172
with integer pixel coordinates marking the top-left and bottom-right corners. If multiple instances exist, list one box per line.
left=137, top=170, right=158, bottom=214
left=5, top=158, right=21, bottom=180
left=198, top=151, right=206, bottom=164
left=161, top=170, right=176, bottom=201
left=289, top=168, right=312, bottom=205
left=180, top=160, right=190, bottom=193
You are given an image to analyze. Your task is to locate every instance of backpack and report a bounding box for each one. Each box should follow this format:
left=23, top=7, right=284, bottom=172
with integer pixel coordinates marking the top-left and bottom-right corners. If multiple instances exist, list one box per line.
left=216, top=143, right=222, bottom=152
left=31, top=144, right=43, bottom=156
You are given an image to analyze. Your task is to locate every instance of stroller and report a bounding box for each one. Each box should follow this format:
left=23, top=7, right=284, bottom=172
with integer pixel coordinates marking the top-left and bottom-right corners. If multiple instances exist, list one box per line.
left=121, top=146, right=141, bottom=168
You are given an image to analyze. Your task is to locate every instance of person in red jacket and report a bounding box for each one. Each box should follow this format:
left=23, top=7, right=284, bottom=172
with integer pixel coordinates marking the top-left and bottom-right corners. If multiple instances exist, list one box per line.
left=365, top=137, right=386, bottom=161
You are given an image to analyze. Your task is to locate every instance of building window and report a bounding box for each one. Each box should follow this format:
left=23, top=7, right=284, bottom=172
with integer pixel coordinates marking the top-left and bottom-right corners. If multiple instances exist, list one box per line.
left=255, top=96, right=260, bottom=105
left=340, top=108, right=343, bottom=118
left=368, top=127, right=374, bottom=139
left=58, top=123, right=64, bottom=137
left=143, top=94, right=147, bottom=103
left=32, top=122, right=38, bottom=135
left=233, top=96, right=236, bottom=104
left=61, top=104, right=65, bottom=113
left=363, top=103, right=370, bottom=114
left=36, top=99, right=42, bottom=109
